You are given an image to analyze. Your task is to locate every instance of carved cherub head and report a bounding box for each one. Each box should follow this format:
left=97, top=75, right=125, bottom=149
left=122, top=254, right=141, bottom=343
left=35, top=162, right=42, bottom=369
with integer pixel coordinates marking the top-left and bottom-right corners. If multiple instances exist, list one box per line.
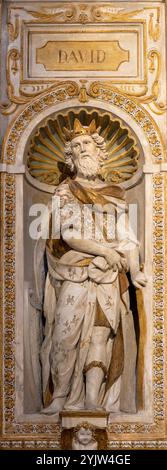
left=72, top=422, right=98, bottom=450
left=76, top=426, right=93, bottom=445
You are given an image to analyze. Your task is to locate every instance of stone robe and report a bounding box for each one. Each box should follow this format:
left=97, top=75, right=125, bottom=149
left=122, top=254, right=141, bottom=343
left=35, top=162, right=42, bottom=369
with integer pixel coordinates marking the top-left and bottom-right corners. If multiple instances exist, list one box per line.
left=34, top=179, right=138, bottom=413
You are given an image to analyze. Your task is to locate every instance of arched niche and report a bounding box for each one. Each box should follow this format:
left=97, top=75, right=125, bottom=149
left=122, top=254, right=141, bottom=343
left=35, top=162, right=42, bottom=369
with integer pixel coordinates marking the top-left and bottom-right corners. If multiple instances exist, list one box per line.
left=2, top=88, right=163, bottom=432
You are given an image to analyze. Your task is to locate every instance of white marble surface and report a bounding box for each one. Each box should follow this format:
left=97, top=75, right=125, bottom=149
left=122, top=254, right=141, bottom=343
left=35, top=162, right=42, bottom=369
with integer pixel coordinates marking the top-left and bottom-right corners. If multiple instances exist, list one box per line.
left=61, top=411, right=109, bottom=429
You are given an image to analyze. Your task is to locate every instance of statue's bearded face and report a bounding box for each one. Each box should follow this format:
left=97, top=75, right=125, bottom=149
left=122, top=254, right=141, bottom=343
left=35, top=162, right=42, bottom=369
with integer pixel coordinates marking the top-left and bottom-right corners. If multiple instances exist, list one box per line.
left=71, top=134, right=100, bottom=177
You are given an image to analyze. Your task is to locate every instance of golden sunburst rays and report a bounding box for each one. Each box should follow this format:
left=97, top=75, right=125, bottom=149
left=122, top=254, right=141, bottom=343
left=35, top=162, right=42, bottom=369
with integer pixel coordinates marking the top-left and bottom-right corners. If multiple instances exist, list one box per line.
left=26, top=109, right=139, bottom=186
left=27, top=119, right=65, bottom=185
left=101, top=125, right=139, bottom=183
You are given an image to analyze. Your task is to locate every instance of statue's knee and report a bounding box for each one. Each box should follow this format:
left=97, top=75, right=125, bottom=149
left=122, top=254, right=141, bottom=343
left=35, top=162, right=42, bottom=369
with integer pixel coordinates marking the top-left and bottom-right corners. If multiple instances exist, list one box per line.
left=85, top=327, right=110, bottom=368
left=91, top=326, right=110, bottom=345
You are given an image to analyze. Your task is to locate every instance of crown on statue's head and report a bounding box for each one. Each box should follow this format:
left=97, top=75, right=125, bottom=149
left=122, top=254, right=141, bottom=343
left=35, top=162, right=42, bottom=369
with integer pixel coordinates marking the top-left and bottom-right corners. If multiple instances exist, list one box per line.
left=63, top=118, right=100, bottom=142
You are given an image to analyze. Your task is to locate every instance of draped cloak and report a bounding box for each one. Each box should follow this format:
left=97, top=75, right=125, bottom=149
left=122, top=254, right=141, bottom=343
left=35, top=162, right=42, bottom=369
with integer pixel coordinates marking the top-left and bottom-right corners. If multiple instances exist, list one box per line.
left=33, top=179, right=138, bottom=413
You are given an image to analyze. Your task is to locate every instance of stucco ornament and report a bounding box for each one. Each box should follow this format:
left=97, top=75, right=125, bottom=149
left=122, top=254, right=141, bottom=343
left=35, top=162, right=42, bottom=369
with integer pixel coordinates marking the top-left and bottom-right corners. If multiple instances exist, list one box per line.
left=72, top=424, right=98, bottom=450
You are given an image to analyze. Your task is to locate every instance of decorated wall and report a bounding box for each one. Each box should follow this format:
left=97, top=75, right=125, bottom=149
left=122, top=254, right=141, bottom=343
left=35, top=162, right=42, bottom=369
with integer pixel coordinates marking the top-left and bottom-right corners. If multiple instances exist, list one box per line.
left=0, top=0, right=167, bottom=451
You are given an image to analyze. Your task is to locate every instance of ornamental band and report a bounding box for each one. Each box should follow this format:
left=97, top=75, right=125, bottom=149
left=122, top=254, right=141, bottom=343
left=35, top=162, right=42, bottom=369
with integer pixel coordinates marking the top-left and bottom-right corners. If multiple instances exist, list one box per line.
left=32, top=118, right=147, bottom=414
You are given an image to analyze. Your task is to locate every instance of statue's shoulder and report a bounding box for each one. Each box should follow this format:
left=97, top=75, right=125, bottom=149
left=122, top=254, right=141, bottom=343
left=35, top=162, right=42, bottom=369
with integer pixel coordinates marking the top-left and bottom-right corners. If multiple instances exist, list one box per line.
left=54, top=179, right=69, bottom=193
left=53, top=179, right=74, bottom=206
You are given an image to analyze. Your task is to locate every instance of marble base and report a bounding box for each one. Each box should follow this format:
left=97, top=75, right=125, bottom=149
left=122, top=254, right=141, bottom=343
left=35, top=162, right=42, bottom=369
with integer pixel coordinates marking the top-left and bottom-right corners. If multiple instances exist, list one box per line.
left=60, top=410, right=109, bottom=429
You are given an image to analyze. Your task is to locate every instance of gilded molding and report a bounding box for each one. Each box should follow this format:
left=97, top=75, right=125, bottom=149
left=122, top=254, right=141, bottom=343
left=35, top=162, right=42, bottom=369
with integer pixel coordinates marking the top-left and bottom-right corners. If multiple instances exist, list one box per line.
left=1, top=82, right=164, bottom=168
left=3, top=175, right=16, bottom=428
left=146, top=50, right=166, bottom=114
left=88, top=82, right=164, bottom=160
left=0, top=440, right=60, bottom=450
left=91, top=6, right=145, bottom=22
left=7, top=14, right=19, bottom=42
left=26, top=6, right=76, bottom=23
left=1, top=4, right=165, bottom=115
left=0, top=49, right=29, bottom=115
left=148, top=8, right=160, bottom=42
left=0, top=173, right=4, bottom=434
left=165, top=174, right=167, bottom=429
left=152, top=174, right=165, bottom=421
left=79, top=81, right=89, bottom=103
left=108, top=441, right=167, bottom=450
left=8, top=4, right=162, bottom=27
left=9, top=49, right=20, bottom=76
left=2, top=60, right=165, bottom=117
left=0, top=439, right=167, bottom=450
left=88, top=51, right=165, bottom=113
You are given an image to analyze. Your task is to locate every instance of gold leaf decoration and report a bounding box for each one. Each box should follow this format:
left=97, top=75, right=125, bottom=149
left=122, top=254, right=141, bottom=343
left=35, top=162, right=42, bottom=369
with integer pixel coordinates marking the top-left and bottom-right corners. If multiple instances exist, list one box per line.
left=27, top=7, right=76, bottom=22
left=26, top=109, right=139, bottom=187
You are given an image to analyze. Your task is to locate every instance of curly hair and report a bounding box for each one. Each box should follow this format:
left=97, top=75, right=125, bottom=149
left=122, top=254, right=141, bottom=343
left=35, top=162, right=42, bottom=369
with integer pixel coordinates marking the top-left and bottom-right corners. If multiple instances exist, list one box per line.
left=64, top=133, right=108, bottom=173
left=73, top=421, right=96, bottom=438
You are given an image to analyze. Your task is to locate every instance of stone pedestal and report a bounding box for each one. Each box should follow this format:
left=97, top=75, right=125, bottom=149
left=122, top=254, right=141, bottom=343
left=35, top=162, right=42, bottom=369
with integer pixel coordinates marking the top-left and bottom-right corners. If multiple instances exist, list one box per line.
left=60, top=410, right=109, bottom=450
left=60, top=410, right=109, bottom=429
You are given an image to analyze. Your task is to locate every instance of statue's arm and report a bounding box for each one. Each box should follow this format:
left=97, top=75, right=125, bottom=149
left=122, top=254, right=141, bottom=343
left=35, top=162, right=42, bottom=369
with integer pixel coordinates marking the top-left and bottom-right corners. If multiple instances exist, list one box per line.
left=62, top=236, right=124, bottom=272
left=63, top=236, right=106, bottom=256
left=59, top=186, right=126, bottom=271
left=117, top=204, right=147, bottom=288
left=125, top=213, right=147, bottom=289
left=129, top=245, right=147, bottom=288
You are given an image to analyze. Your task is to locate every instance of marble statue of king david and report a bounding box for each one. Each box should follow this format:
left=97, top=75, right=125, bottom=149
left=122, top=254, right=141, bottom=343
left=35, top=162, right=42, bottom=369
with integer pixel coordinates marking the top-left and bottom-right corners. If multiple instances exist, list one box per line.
left=33, top=118, right=147, bottom=415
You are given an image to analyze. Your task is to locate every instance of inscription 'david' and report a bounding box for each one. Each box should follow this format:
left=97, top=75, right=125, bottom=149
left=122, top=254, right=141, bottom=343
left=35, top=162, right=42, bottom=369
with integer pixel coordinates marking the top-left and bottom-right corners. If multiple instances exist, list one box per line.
left=58, top=49, right=106, bottom=64
left=36, top=41, right=129, bottom=72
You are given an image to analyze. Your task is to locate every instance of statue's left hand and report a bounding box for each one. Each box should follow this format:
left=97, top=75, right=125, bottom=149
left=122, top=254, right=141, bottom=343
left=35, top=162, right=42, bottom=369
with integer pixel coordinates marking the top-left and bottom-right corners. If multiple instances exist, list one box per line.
left=131, top=271, right=147, bottom=289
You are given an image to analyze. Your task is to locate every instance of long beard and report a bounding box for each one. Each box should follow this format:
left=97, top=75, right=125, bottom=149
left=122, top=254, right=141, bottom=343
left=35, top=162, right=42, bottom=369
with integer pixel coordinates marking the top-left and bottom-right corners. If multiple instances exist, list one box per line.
left=76, top=156, right=100, bottom=178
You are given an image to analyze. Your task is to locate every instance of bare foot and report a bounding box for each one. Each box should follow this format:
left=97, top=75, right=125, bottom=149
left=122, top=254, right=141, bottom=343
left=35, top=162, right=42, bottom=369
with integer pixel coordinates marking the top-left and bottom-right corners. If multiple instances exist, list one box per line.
left=85, top=402, right=104, bottom=411
left=41, top=397, right=65, bottom=415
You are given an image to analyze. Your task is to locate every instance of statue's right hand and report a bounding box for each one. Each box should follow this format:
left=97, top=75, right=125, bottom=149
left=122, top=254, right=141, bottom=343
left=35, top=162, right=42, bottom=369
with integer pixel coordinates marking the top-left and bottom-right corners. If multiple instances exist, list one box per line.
left=104, top=249, right=124, bottom=272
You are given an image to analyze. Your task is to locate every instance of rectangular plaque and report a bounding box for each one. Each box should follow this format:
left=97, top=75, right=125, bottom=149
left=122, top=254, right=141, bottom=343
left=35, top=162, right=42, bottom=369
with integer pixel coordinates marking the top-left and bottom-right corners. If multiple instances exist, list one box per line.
left=36, top=40, right=129, bottom=72
left=22, top=23, right=145, bottom=82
